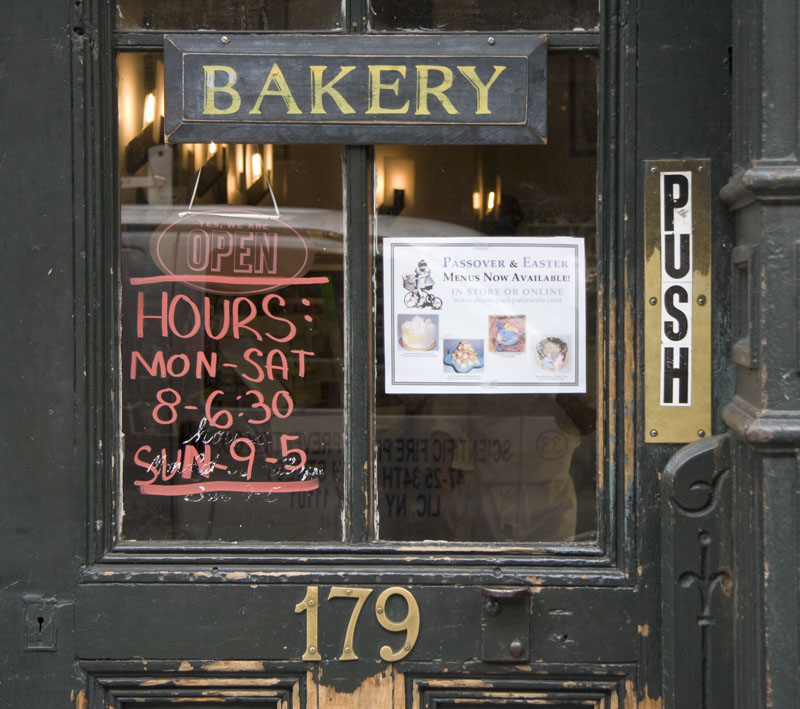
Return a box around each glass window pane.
[374,54,598,543]
[116,0,344,31]
[369,0,598,32]
[117,54,344,542]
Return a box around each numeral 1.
[294,585,322,661]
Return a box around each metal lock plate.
[480,587,530,662]
[24,597,57,651]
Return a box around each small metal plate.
[480,587,530,662]
[644,159,712,443]
[24,598,57,651]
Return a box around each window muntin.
[115,0,344,31]
[368,0,599,32]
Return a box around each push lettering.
[660,172,693,406]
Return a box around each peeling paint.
[625,680,662,708]
[394,545,536,553]
[141,678,283,687]
[199,660,266,672]
[423,678,495,689]
[74,690,87,709]
[638,623,650,637]
[317,666,399,707]
[225,571,248,581]
[169,691,281,701]
[624,280,635,492]
[178,661,194,671]
[596,277,607,495]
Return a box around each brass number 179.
[294,585,421,662]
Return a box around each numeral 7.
[327,587,373,660]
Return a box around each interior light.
[472,191,481,210]
[265,144,273,175]
[208,141,218,157]
[383,157,415,208]
[487,191,496,211]
[142,92,156,127]
[251,152,263,181]
[236,144,244,175]
[376,161,385,206]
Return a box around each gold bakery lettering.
[201,63,508,117]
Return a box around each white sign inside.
[382,236,586,394]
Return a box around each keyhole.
[37,616,44,633]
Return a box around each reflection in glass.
[369,0,599,32]
[116,0,343,30]
[117,55,344,542]
[375,55,598,542]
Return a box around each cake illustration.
[450,340,480,367]
[488,316,526,352]
[535,337,569,371]
[400,316,436,350]
[496,322,521,347]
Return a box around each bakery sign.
[164,34,546,145]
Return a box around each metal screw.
[345,589,352,596]
[698,430,706,438]
[650,429,658,438]
[404,644,410,650]
[649,297,658,306]
[488,36,496,45]
[220,35,230,44]
[483,598,500,617]
[508,639,524,658]
[697,295,707,306]
[345,646,351,653]
[308,600,314,607]
[376,607,383,614]
[309,646,316,653]
[698,165,704,172]
[650,166,658,173]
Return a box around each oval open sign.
[149,210,311,295]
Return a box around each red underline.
[134,480,320,495]
[130,275,330,286]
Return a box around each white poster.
[382,237,586,394]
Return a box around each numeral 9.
[375,587,420,661]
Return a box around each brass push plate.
[644,159,712,443]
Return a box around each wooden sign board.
[164,34,546,145]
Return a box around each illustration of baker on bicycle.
[403,259,443,310]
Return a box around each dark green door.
[1,0,734,707]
